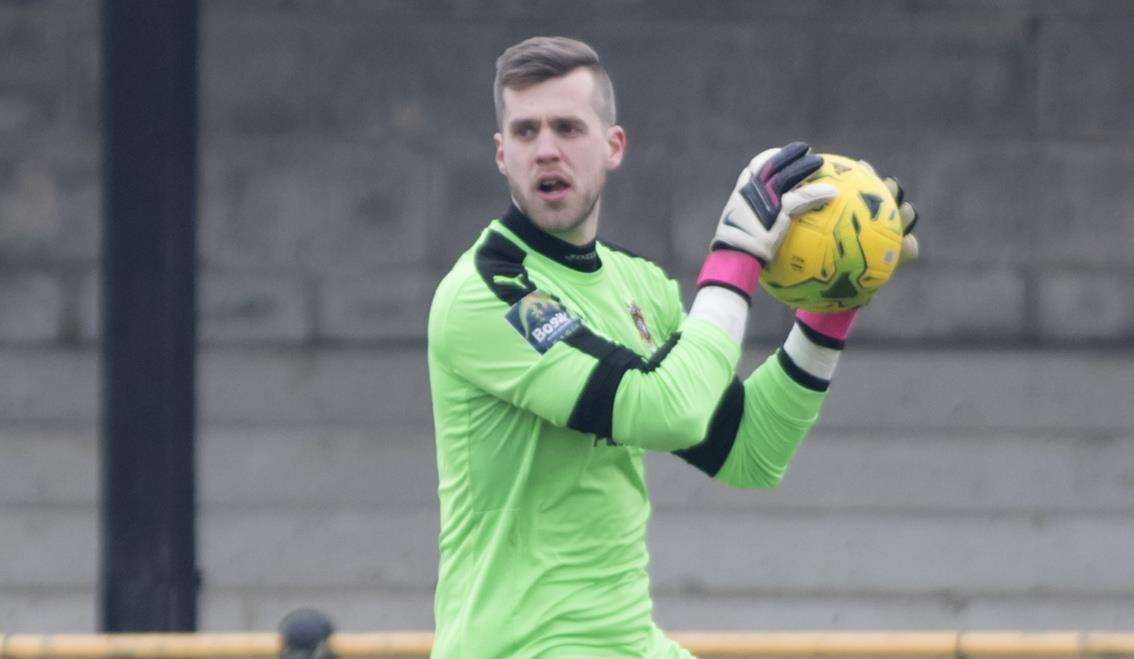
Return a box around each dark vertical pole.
[100,0,199,631]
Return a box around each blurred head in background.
[493,36,626,245]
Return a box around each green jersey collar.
[502,204,602,273]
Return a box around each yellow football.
[760,154,904,312]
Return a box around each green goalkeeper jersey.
[428,205,831,658]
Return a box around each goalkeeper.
[427,36,919,658]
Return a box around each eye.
[511,123,537,140]
[555,120,584,136]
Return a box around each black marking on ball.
[860,192,883,220]
[821,272,859,299]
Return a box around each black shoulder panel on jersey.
[474,230,536,305]
[566,331,682,440]
[672,377,744,477]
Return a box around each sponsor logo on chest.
[505,290,582,353]
[531,309,574,343]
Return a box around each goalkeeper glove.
[886,176,920,263]
[690,142,838,342]
[711,142,838,265]
[857,159,920,263]
[791,163,922,348]
[695,142,838,305]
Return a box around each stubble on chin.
[510,190,574,232]
[533,206,583,233]
[511,186,600,239]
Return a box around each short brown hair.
[494,36,617,128]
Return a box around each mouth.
[535,173,572,203]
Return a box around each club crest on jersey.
[628,302,653,348]
[506,290,582,353]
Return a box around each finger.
[759,141,810,181]
[738,174,778,228]
[900,233,919,263]
[742,147,782,190]
[771,153,823,196]
[899,201,918,235]
[781,182,838,217]
[884,176,905,205]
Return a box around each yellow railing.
[3,631,1134,657]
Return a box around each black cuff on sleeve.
[672,377,745,477]
[776,349,831,392]
[795,319,846,350]
[567,338,642,440]
[567,331,682,441]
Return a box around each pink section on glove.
[795,308,858,341]
[696,250,762,300]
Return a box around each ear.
[494,132,507,176]
[605,125,626,171]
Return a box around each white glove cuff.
[782,322,842,381]
[689,286,748,345]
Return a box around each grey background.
[2,0,1134,634]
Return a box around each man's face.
[495,68,625,241]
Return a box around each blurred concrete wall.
[2,0,1133,634]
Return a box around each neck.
[500,203,603,273]
[549,198,600,246]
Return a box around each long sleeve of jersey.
[710,351,828,488]
[430,217,833,486]
[431,235,741,453]
[665,307,841,488]
[428,260,739,451]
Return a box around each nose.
[534,127,561,163]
